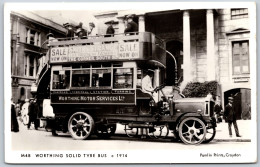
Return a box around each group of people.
[11,98,41,132]
[63,21,96,39]
[62,14,138,40]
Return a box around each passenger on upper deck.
[46,33,58,44]
[63,23,74,39]
[105,20,115,37]
[75,22,87,39]
[124,14,138,35]
[142,70,159,103]
[88,22,97,37]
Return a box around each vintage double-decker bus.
[34,32,216,145]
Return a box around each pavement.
[213,120,251,142]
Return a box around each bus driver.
[141,70,159,103]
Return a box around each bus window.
[92,68,111,88]
[137,69,142,88]
[71,70,90,88]
[52,70,70,90]
[113,68,133,89]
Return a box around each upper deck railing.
[48,32,166,66]
[48,32,165,49]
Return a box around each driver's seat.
[136,88,151,100]
[136,88,153,115]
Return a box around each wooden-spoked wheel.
[124,124,138,137]
[151,124,169,139]
[203,126,216,143]
[96,124,117,139]
[178,117,206,145]
[68,112,94,140]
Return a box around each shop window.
[231,8,248,20]
[92,68,111,87]
[24,54,37,77]
[137,69,142,88]
[113,68,133,89]
[52,70,70,89]
[232,41,249,75]
[72,70,90,87]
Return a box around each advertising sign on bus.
[50,42,139,63]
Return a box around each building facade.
[94,8,253,119]
[10,11,66,102]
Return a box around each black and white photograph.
[4,2,257,164]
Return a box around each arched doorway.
[224,88,251,120]
[166,40,183,86]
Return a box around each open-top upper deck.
[48,32,166,66]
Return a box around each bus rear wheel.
[68,112,94,140]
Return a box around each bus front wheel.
[68,112,94,140]
[178,117,206,145]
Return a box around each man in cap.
[124,14,138,34]
[105,20,115,37]
[224,97,242,137]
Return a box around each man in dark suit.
[124,14,138,34]
[27,98,40,130]
[224,97,242,137]
[105,20,115,37]
[104,20,115,44]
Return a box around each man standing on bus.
[142,70,158,103]
[124,14,138,34]
[105,20,115,37]
[63,23,74,39]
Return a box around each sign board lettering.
[51,90,135,104]
[50,42,139,63]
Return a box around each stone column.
[138,15,145,32]
[183,11,191,83]
[206,9,216,81]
